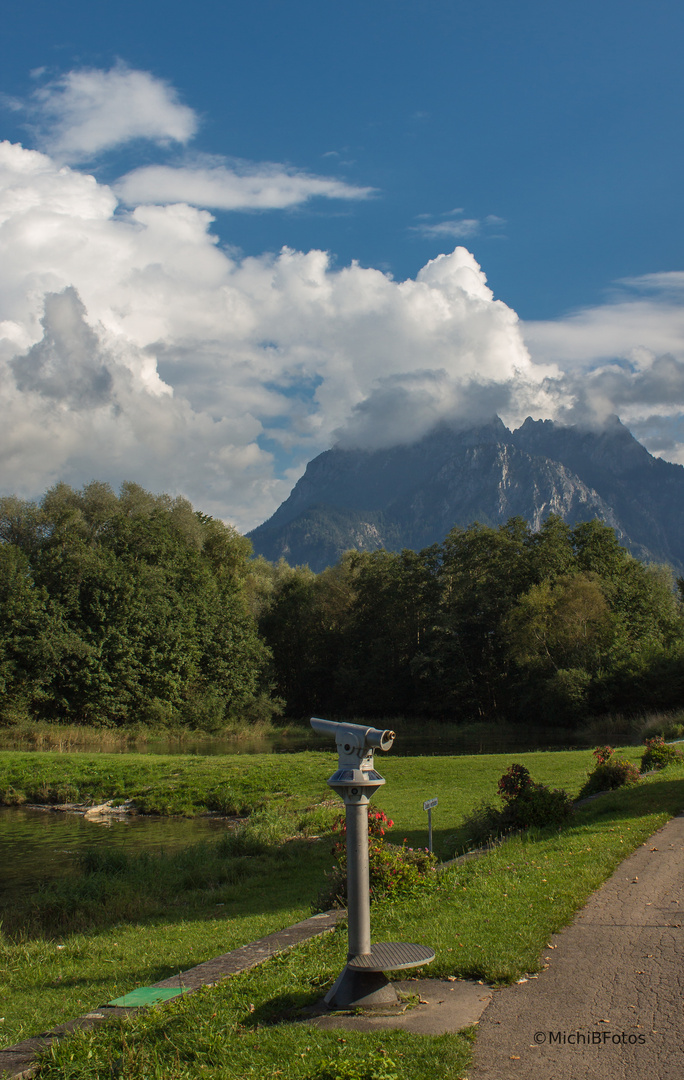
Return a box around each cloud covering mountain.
[2,65,684,531]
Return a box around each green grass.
[0,743,636,823]
[40,971,476,1080]
[2,746,681,1078]
[0,750,336,816]
[28,767,684,1080]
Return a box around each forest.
[1,482,684,731]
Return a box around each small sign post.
[423,797,438,854]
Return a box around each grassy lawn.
[2,746,681,1079]
[0,743,630,825]
[0,750,335,816]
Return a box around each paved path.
[469,813,684,1080]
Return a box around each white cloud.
[115,161,374,210]
[411,217,480,239]
[522,276,684,458]
[523,294,684,368]
[410,209,506,241]
[4,69,684,533]
[16,64,373,213]
[0,141,556,529]
[28,65,198,161]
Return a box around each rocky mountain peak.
[248,417,684,573]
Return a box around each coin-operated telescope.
[311,718,434,1010]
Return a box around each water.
[0,805,233,898]
[1,727,589,758]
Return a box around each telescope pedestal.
[324,967,398,1010]
[324,942,436,1011]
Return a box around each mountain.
[247,416,684,573]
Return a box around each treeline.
[2,483,684,730]
[0,483,269,728]
[253,515,684,726]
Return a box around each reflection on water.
[0,806,232,897]
[1,728,589,758]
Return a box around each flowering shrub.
[316,807,437,910]
[593,745,614,766]
[497,764,532,802]
[578,747,641,798]
[641,735,683,772]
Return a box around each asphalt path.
[469,813,684,1079]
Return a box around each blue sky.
[2,0,684,529]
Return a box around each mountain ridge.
[248,417,684,573]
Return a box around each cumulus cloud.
[115,161,374,210]
[0,140,557,528]
[27,65,198,161]
[4,60,684,530]
[11,287,113,407]
[522,275,684,461]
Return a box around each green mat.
[107,986,188,1007]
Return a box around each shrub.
[497,764,532,801]
[593,745,613,766]
[578,747,641,799]
[456,765,573,849]
[316,807,438,910]
[504,783,574,830]
[641,735,683,772]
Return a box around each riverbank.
[3,710,683,757]
[0,718,282,755]
[0,745,618,819]
[0,748,674,1046]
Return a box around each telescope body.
[310,717,395,803]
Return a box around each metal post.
[423,797,438,855]
[346,801,371,957]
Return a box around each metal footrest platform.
[347,942,435,972]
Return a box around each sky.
[2,0,684,532]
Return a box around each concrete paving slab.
[306,978,493,1034]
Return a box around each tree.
[0,483,270,729]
